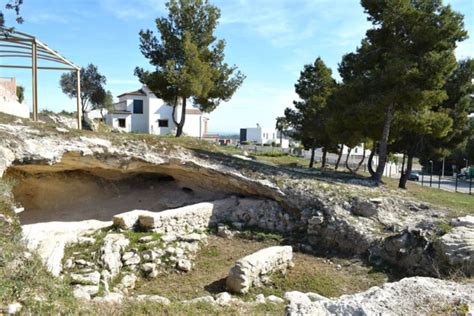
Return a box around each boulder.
[226,246,293,294]
[435,218,474,275]
[100,234,129,277]
[350,197,379,217]
[285,277,474,316]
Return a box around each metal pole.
[441,158,445,178]
[31,39,38,121]
[470,174,472,195]
[455,174,458,192]
[76,69,82,130]
[438,171,441,189]
[430,162,433,188]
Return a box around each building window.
[158,119,169,127]
[133,99,144,114]
[118,118,126,128]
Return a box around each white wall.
[107,113,131,132]
[183,114,206,137]
[244,127,279,144]
[0,99,29,118]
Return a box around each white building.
[0,77,29,118]
[240,125,289,148]
[106,85,209,137]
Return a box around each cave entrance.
[7,169,229,225]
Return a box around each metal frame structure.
[0,27,82,129]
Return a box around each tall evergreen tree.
[284,57,336,168]
[345,0,467,183]
[136,0,245,137]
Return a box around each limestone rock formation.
[285,277,474,316]
[226,246,293,294]
[435,216,474,275]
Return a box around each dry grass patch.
[134,235,390,302]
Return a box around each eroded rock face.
[285,277,474,316]
[226,246,293,294]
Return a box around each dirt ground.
[10,171,227,224]
[134,235,391,301]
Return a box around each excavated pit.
[6,165,252,225]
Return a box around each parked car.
[408,172,419,181]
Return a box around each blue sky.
[1,0,473,134]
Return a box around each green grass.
[383,177,474,217]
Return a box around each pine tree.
[135,0,245,137]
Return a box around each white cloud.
[27,12,69,24]
[99,0,167,20]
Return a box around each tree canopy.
[60,64,108,128]
[135,0,245,137]
[340,0,468,183]
[284,57,337,168]
[0,0,23,27]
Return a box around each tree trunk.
[345,147,353,171]
[398,154,413,189]
[350,143,366,173]
[309,146,316,168]
[280,131,283,147]
[321,148,327,168]
[368,142,377,177]
[373,106,393,183]
[172,97,187,137]
[335,145,343,170]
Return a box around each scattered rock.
[70,271,101,285]
[161,233,178,243]
[226,246,293,294]
[138,236,154,243]
[142,249,158,262]
[183,296,215,304]
[73,285,99,297]
[119,273,137,290]
[217,224,234,239]
[92,292,124,304]
[135,295,170,305]
[215,292,233,306]
[176,259,192,272]
[100,234,129,277]
[266,295,285,304]
[141,263,158,278]
[7,302,22,314]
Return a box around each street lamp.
[429,160,433,187]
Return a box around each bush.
[263,143,271,147]
[256,150,288,157]
[240,141,250,145]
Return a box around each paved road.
[414,176,473,194]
